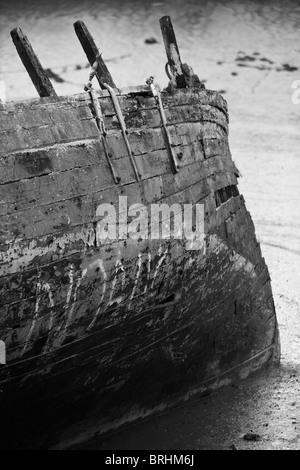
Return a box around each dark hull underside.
[0,84,279,449]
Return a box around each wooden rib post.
[74,20,115,89]
[10,28,57,98]
[159,16,188,88]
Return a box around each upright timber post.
[159,16,188,89]
[74,21,116,89]
[10,28,57,98]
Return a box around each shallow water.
[1,0,300,450]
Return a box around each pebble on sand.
[243,433,261,441]
[145,37,158,44]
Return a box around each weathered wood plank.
[0,230,208,331]
[0,161,238,277]
[0,235,178,307]
[0,101,228,157]
[0,86,228,125]
[0,171,207,258]
[0,220,268,366]
[1,186,207,269]
[0,123,228,185]
[0,177,236,286]
[159,16,188,88]
[0,237,186,331]
[3,261,270,387]
[0,88,227,135]
[0,120,99,157]
[73,20,115,89]
[0,89,228,160]
[0,129,234,218]
[0,162,115,215]
[203,138,230,159]
[10,28,57,98]
[0,140,103,183]
[0,195,93,244]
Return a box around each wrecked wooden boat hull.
[0,18,279,449]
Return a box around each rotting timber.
[0,17,280,449]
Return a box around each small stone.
[282,63,298,72]
[243,433,261,441]
[229,444,238,450]
[145,37,158,45]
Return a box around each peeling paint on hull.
[0,84,279,449]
